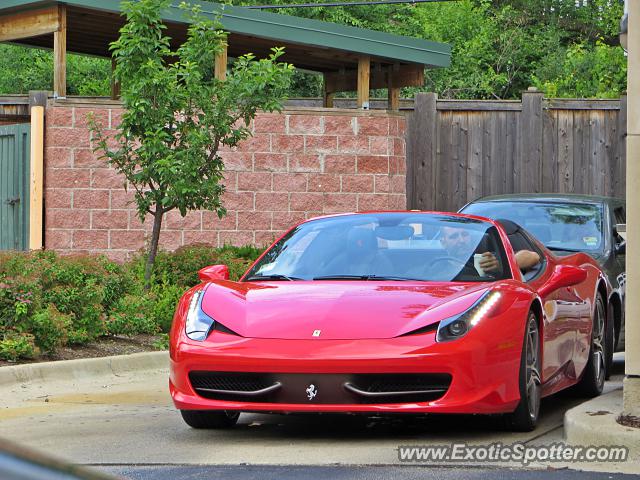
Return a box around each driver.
[440,226,540,274]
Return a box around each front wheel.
[180,410,240,429]
[575,293,606,397]
[504,311,541,432]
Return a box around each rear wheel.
[180,410,240,429]
[575,293,606,396]
[504,311,541,432]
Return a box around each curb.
[564,387,640,460]
[0,351,169,388]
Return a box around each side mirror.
[540,264,587,297]
[198,264,230,282]
[615,241,626,255]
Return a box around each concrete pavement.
[0,351,636,475]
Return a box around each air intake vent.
[189,371,451,404]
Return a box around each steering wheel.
[422,256,469,279]
[426,255,496,280]
[429,256,468,270]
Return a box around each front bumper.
[170,328,523,414]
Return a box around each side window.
[613,206,626,246]
[507,230,545,282]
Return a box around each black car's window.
[462,201,604,253]
[243,213,512,282]
[613,206,626,248]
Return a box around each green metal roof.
[0,0,451,71]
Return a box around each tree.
[90,0,293,287]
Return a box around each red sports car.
[169,212,609,432]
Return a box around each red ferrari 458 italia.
[169,212,610,432]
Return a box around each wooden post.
[111,57,120,100]
[387,64,400,112]
[519,87,544,193]
[323,74,334,108]
[215,43,228,81]
[406,93,438,210]
[357,56,370,110]
[53,4,66,98]
[28,92,46,250]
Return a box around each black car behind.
[460,194,626,376]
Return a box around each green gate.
[0,123,30,251]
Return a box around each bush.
[0,332,38,361]
[0,243,263,360]
[107,294,160,336]
[150,281,184,333]
[26,304,73,354]
[131,243,262,288]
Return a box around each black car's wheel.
[504,311,541,432]
[180,410,240,429]
[575,293,607,396]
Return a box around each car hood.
[200,281,491,340]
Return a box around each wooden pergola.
[0,0,451,110]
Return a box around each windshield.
[461,201,604,253]
[243,213,511,282]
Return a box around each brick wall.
[44,102,406,261]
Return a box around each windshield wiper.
[545,246,584,253]
[245,274,303,281]
[313,275,421,281]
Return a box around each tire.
[575,293,606,397]
[604,301,615,381]
[504,311,541,432]
[180,410,240,429]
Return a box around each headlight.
[436,291,501,342]
[185,288,215,341]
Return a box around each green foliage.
[0,44,111,95]
[0,245,261,360]
[152,333,170,350]
[134,244,261,288]
[149,281,184,333]
[532,41,627,98]
[27,305,73,354]
[0,332,38,362]
[90,0,292,286]
[236,0,626,100]
[107,294,160,336]
[0,1,627,100]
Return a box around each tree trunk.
[144,209,164,290]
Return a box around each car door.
[517,229,583,385]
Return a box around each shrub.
[0,332,38,361]
[0,244,263,359]
[131,243,262,288]
[107,294,160,336]
[150,281,184,333]
[152,333,169,350]
[26,304,73,353]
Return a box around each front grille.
[189,372,274,394]
[188,371,451,404]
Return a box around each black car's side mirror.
[615,241,626,255]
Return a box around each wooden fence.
[406,91,627,212]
